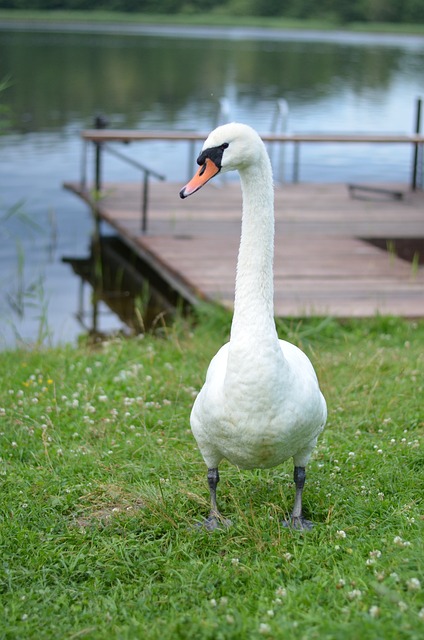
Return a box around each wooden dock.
[64,180,424,318]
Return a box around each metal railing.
[81,118,165,234]
[82,128,424,184]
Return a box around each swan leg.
[283,466,314,530]
[201,468,231,531]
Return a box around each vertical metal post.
[411,97,422,191]
[92,115,108,335]
[95,142,102,193]
[188,140,196,180]
[81,140,88,191]
[94,114,108,193]
[142,171,149,234]
[292,141,300,183]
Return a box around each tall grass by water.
[1,312,423,639]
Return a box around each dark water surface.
[1,24,423,347]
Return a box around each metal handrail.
[83,136,166,234]
[101,143,165,234]
[102,143,165,182]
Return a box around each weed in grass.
[0,316,423,638]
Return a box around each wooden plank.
[81,129,424,145]
[63,181,424,318]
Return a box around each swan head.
[179,123,265,199]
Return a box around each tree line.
[1,0,424,24]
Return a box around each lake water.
[1,22,423,347]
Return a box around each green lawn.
[1,312,423,639]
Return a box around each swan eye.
[221,143,229,150]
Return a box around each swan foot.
[197,467,232,532]
[282,515,314,530]
[282,466,314,530]
[199,513,232,532]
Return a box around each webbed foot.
[197,514,232,532]
[282,515,314,530]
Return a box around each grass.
[0,311,423,639]
[0,9,424,36]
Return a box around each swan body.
[180,123,327,529]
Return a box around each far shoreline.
[0,9,424,42]
[1,15,424,48]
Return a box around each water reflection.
[1,29,423,133]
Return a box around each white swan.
[180,123,327,530]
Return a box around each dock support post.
[94,114,108,193]
[293,141,300,183]
[142,172,149,234]
[92,115,108,334]
[411,97,422,191]
[188,140,196,181]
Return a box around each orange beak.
[179,158,220,199]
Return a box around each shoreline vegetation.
[0,9,424,36]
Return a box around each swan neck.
[230,158,276,341]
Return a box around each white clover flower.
[394,536,412,548]
[259,623,271,635]
[336,530,347,539]
[347,589,362,600]
[369,550,382,558]
[275,587,287,597]
[398,601,408,612]
[406,578,421,591]
[210,598,217,607]
[369,606,380,618]
[336,578,346,589]
[418,608,424,620]
[231,558,240,566]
